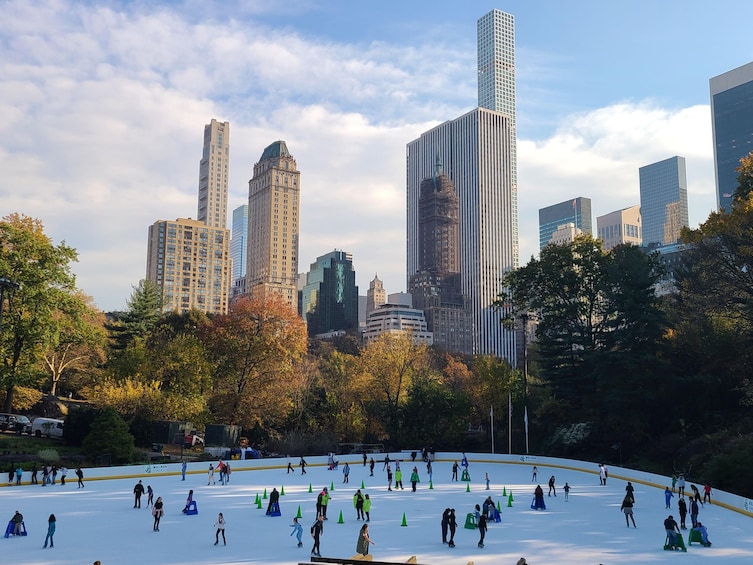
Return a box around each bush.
[81,407,135,464]
[37,449,60,462]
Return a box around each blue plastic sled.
[184,501,198,515]
[267,501,281,517]
[530,496,546,510]
[492,508,502,523]
[4,520,27,538]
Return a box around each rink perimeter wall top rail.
[5,452,753,519]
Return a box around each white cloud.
[0,1,719,310]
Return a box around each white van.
[32,417,64,439]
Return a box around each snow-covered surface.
[2,453,753,564]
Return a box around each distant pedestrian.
[214,512,226,545]
[548,475,556,496]
[43,514,56,548]
[208,463,215,485]
[410,467,420,492]
[703,483,712,504]
[133,480,145,508]
[620,494,636,527]
[311,515,324,557]
[485,472,490,490]
[369,457,375,476]
[678,497,688,530]
[290,517,303,547]
[625,481,635,503]
[146,485,154,507]
[452,461,459,481]
[664,487,674,509]
[441,508,450,544]
[395,466,403,490]
[563,482,571,501]
[531,465,538,482]
[287,459,294,474]
[448,508,457,548]
[343,462,350,483]
[300,457,307,474]
[182,489,194,513]
[181,460,187,481]
[477,513,487,548]
[690,498,700,528]
[75,467,84,488]
[356,523,375,556]
[267,487,280,515]
[677,474,686,497]
[152,497,164,531]
[363,494,372,521]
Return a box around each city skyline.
[3,1,752,311]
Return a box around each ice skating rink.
[2,454,752,564]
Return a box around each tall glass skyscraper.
[710,61,753,211]
[538,197,592,250]
[230,204,248,296]
[639,156,689,247]
[301,250,359,337]
[407,9,518,360]
[407,10,519,356]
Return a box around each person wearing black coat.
[441,508,450,544]
[678,497,688,529]
[133,480,145,508]
[448,509,457,548]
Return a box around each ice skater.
[290,517,303,547]
[43,514,55,548]
[152,497,164,531]
[214,512,226,545]
[356,523,375,556]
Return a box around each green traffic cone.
[401,512,408,527]
[280,485,285,496]
[308,483,313,493]
[497,500,502,511]
[509,490,514,502]
[466,482,471,492]
[502,486,507,496]
[337,510,344,524]
[257,497,263,509]
[429,480,433,490]
[296,505,302,518]
[263,487,268,499]
[330,481,335,491]
[507,493,513,507]
[254,493,260,504]
[361,480,365,489]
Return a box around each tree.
[107,279,163,353]
[42,291,107,395]
[732,151,753,203]
[0,214,79,411]
[81,407,135,464]
[356,332,430,443]
[206,295,307,429]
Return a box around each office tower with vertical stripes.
[197,119,230,229]
[407,8,518,360]
[710,61,753,212]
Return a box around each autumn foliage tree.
[0,214,80,411]
[206,295,307,429]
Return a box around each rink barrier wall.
[4,451,753,519]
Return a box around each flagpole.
[508,393,512,454]
[490,406,494,454]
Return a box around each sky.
[2,455,753,564]
[2,0,753,311]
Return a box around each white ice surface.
[1,456,752,564]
